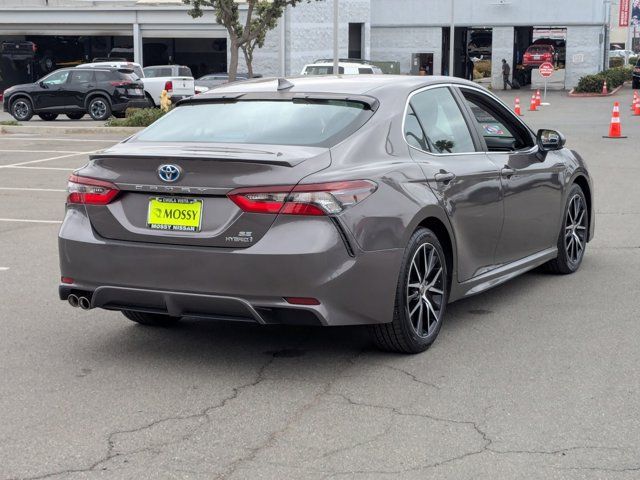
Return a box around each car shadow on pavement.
[82,266,578,369]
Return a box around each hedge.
[106,107,168,127]
[573,67,633,94]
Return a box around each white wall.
[370,26,441,74]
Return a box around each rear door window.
[69,70,94,84]
[408,87,476,154]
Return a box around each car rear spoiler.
[175,92,380,111]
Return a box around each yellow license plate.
[147,197,202,232]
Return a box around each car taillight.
[110,80,132,87]
[164,80,173,92]
[228,180,377,216]
[67,175,119,205]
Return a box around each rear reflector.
[228,180,377,216]
[284,297,321,306]
[67,174,119,205]
[61,276,74,284]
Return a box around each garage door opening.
[143,38,226,78]
[442,27,492,83]
[514,27,567,90]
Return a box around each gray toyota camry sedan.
[58,75,594,353]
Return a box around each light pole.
[333,0,339,74]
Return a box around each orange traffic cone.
[529,94,537,112]
[514,97,522,116]
[603,102,626,138]
[602,80,608,95]
[634,97,640,116]
[632,91,638,110]
[535,90,542,107]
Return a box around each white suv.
[301,61,383,76]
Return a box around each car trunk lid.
[73,142,331,248]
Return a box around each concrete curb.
[0,125,143,136]
[568,84,624,97]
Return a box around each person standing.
[501,59,513,90]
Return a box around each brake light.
[227,180,377,216]
[110,80,132,87]
[164,80,173,92]
[67,175,119,205]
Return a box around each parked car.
[633,57,640,89]
[142,65,195,106]
[58,76,593,354]
[79,60,144,81]
[532,38,566,65]
[523,44,556,68]
[195,73,262,89]
[301,61,383,75]
[2,67,147,121]
[79,62,195,106]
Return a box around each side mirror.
[39,81,48,89]
[537,129,565,152]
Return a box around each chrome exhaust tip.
[68,294,79,308]
[78,296,91,310]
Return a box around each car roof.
[304,62,378,69]
[81,61,141,67]
[197,75,480,98]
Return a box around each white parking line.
[0,150,98,168]
[0,137,118,143]
[0,187,66,192]
[0,150,83,154]
[0,218,61,224]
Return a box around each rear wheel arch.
[415,216,455,291]
[84,92,111,110]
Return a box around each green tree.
[183,0,315,81]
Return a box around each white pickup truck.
[77,62,195,107]
[142,65,196,106]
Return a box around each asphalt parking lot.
[1,88,640,480]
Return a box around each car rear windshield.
[134,99,373,147]
[179,66,193,77]
[528,46,551,53]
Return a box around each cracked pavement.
[1,90,640,479]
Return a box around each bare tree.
[183,0,316,81]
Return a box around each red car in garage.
[523,45,556,68]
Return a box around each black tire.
[122,310,180,328]
[87,96,111,121]
[10,97,33,121]
[371,228,449,354]
[66,113,85,120]
[544,184,588,274]
[145,92,156,108]
[38,113,58,121]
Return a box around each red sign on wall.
[620,0,630,27]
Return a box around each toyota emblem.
[157,164,182,183]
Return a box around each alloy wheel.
[13,100,30,120]
[406,243,445,338]
[565,194,587,264]
[90,100,107,119]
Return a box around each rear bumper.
[58,208,403,326]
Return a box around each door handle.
[434,172,456,183]
[501,166,516,178]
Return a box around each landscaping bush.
[609,57,624,68]
[0,120,20,126]
[574,66,633,93]
[106,107,168,127]
[630,56,639,66]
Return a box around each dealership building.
[1,0,612,91]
